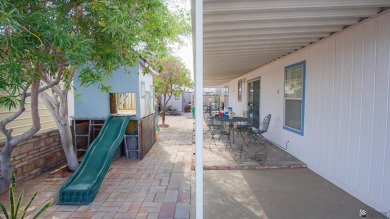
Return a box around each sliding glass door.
[248,78,260,128]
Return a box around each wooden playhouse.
[69,59,157,159]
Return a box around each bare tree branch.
[27,60,66,97]
[0,89,28,142]
[62,67,77,93]
[40,91,57,108]
[51,83,65,99]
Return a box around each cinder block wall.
[0,123,89,182]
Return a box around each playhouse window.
[110,93,137,115]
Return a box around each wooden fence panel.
[139,114,156,159]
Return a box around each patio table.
[214,116,247,144]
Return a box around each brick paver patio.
[0,115,193,219]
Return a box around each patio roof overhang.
[191,2,390,218]
[194,0,390,86]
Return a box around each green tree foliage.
[0,0,190,192]
[153,55,192,126]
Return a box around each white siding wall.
[163,95,184,112]
[224,11,390,212]
[0,97,57,141]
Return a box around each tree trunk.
[55,100,79,171]
[57,121,79,171]
[41,88,79,171]
[0,146,13,193]
[162,112,166,126]
[0,79,41,193]
[162,94,167,126]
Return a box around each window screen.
[284,61,305,135]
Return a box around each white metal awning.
[200,0,390,86]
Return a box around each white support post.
[194,0,204,218]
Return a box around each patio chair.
[207,117,231,150]
[247,114,271,148]
[234,117,253,142]
[203,105,209,113]
[207,117,223,148]
[204,115,221,133]
[204,114,211,133]
[218,124,231,150]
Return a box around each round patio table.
[214,116,247,144]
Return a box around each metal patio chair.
[204,114,211,133]
[233,114,271,164]
[247,114,271,147]
[205,114,221,132]
[234,116,253,142]
[218,123,231,150]
[207,117,232,150]
[207,116,223,148]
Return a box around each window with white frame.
[283,61,306,136]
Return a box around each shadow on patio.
[199,169,372,219]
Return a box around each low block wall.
[0,123,88,182]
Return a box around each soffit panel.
[202,0,390,86]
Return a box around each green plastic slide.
[58,115,130,205]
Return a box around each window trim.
[283,60,306,136]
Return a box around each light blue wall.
[106,65,139,93]
[73,65,139,119]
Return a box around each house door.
[248,78,261,128]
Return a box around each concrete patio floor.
[193,169,373,219]
[0,113,383,218]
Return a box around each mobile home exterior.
[222,11,390,213]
